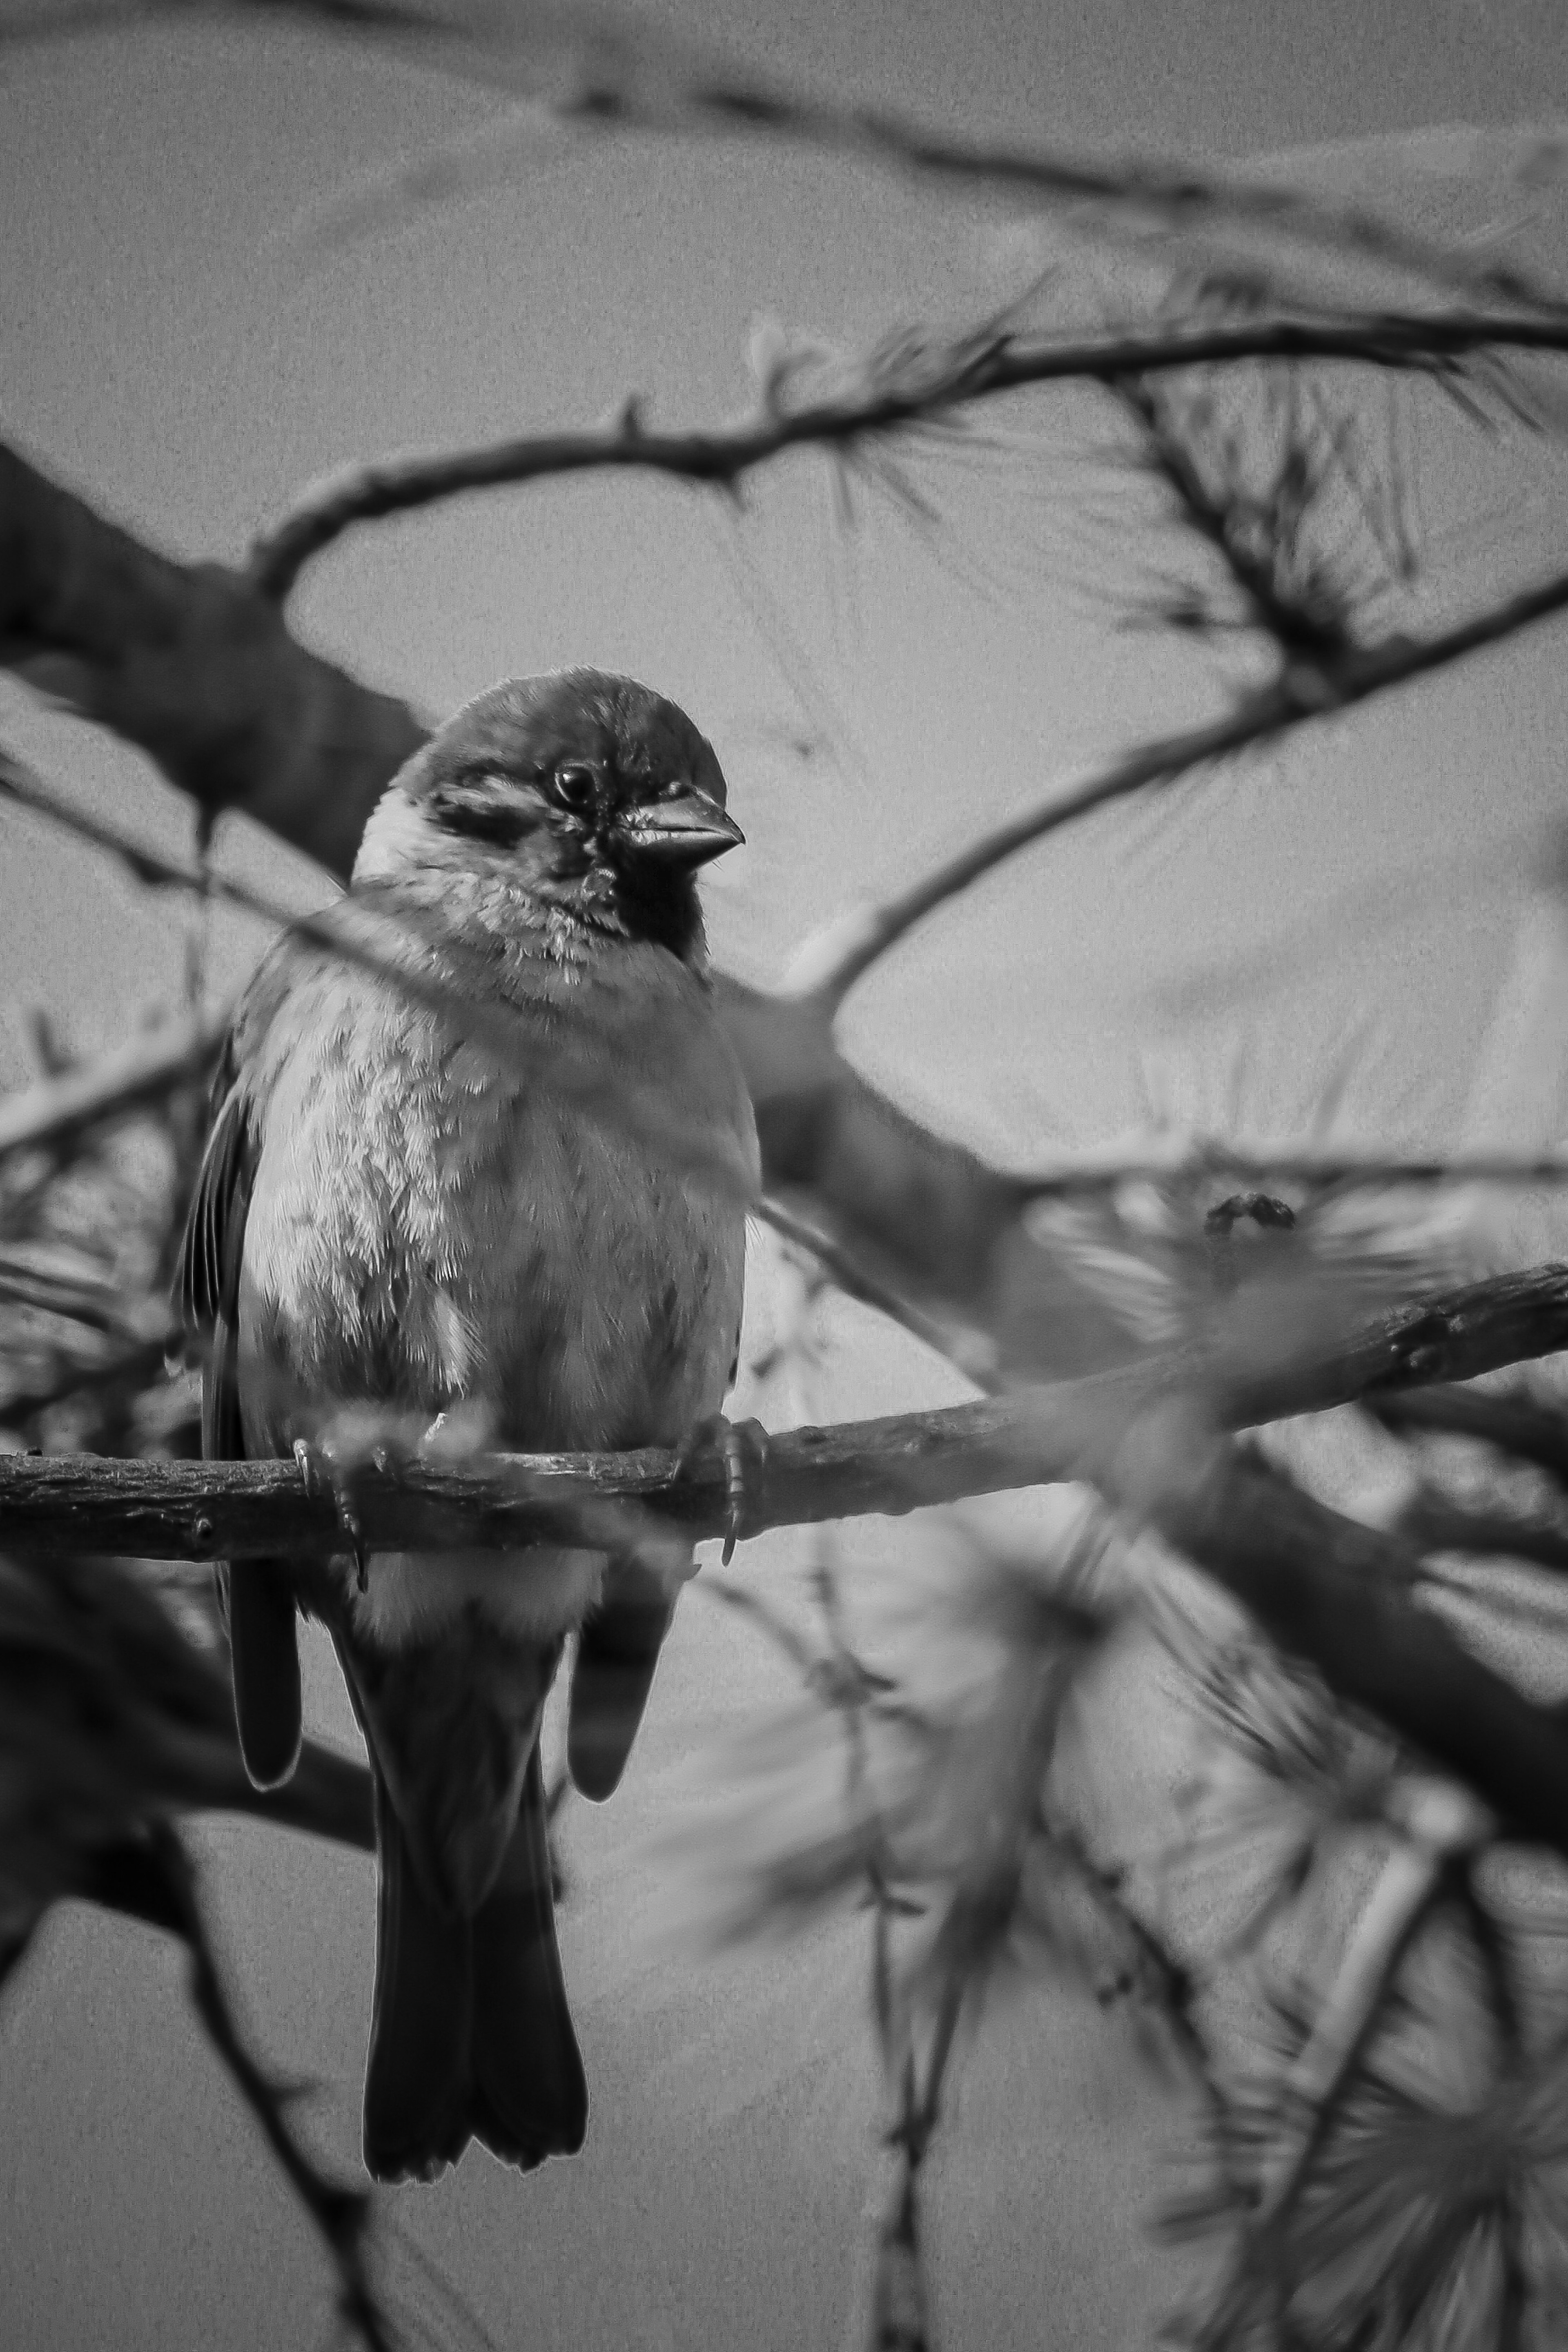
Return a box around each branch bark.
[7,1263,1568,1559]
[785,564,1568,1011]
[18,1261,1568,1571]
[0,999,231,1159]
[10,1277,1568,1859]
[0,440,426,875]
[247,312,1568,601]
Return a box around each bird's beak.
[617,788,745,868]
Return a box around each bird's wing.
[175,1031,303,1789]
[568,1261,748,1804]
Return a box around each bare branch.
[0,1001,231,1161]
[145,1823,397,2352]
[255,5,1568,318]
[755,1196,999,1390]
[3,1268,1565,1561]
[247,312,1568,601]
[551,92,1568,321]
[1247,1262,1568,1421]
[1018,1141,1568,1200]
[786,559,1568,1011]
[0,441,425,876]
[1369,1383,1568,1488]
[12,1266,1568,1862]
[0,1397,1075,1562]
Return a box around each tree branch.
[0,1397,1070,1561]
[1243,1262,1568,1421]
[12,1280,1568,1861]
[0,999,231,1160]
[1020,1143,1568,1198]
[785,559,1568,1010]
[9,1270,1568,1561]
[1369,1383,1568,1487]
[0,439,426,875]
[247,312,1568,601]
[272,7,1568,321]
[9,1261,1560,1560]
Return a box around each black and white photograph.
[3,3,1568,2346]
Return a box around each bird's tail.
[362,1746,587,2184]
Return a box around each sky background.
[2,3,1568,2348]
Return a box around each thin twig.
[147,1822,397,2352]
[757,1197,998,1389]
[1017,1140,1568,1199]
[267,11,1568,322]
[1368,1383,1568,1489]
[784,557,1568,1011]
[1110,373,1358,659]
[0,1002,232,1160]
[5,1260,1568,1557]
[247,312,1568,599]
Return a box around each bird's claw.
[294,1435,371,1593]
[676,1413,769,1566]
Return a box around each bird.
[176,668,760,2184]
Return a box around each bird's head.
[354,669,743,965]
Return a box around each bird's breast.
[237,953,753,1463]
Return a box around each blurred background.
[3,2,1568,2345]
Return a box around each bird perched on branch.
[176,669,760,2183]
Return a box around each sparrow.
[176,668,759,2183]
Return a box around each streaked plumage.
[177,670,757,2181]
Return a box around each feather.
[177,1060,303,1790]
[568,1555,678,1803]
[358,1737,586,2182]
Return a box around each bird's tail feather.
[567,1555,677,1803]
[468,1745,588,2167]
[363,1763,472,2183]
[362,1748,587,2185]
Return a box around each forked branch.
[249,312,1568,600]
[785,557,1568,1009]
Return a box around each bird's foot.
[675,1412,770,1566]
[294,1404,497,1594]
[293,1433,374,1593]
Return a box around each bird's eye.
[554,764,597,812]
